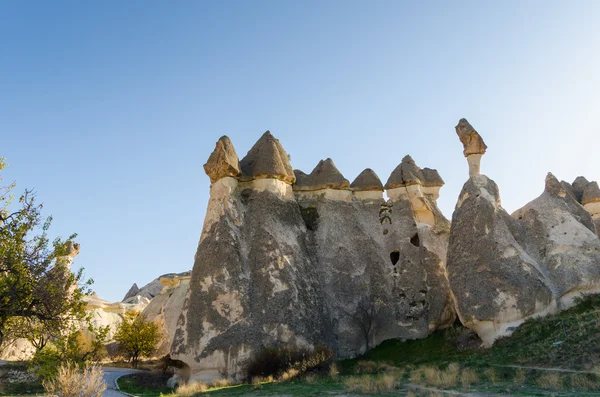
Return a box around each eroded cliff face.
[170,133,455,381]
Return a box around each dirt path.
[405,383,508,396]
[491,364,596,375]
[101,367,141,397]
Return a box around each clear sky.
[1,1,599,302]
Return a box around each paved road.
[101,367,140,397]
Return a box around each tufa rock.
[170,133,455,381]
[455,118,487,156]
[455,119,487,177]
[293,158,350,191]
[572,176,590,202]
[203,136,241,184]
[422,168,445,187]
[122,283,140,302]
[385,155,424,189]
[582,181,600,205]
[350,168,384,191]
[239,131,295,184]
[447,174,553,346]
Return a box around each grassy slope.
[347,293,600,371]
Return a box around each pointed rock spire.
[203,136,241,183]
[572,176,590,202]
[239,131,295,184]
[545,173,567,196]
[293,158,350,191]
[560,180,578,201]
[350,168,384,191]
[583,181,600,205]
[122,283,140,302]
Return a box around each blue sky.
[1,1,599,302]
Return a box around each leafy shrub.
[43,363,105,397]
[243,345,334,381]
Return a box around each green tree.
[114,310,161,368]
[0,158,91,353]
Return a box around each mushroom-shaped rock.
[422,168,444,187]
[385,155,425,189]
[294,158,350,191]
[239,131,295,184]
[572,176,590,203]
[583,181,600,205]
[203,136,241,183]
[455,118,487,156]
[399,155,425,185]
[350,168,384,191]
[455,118,487,177]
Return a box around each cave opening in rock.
[410,233,420,247]
[390,250,400,266]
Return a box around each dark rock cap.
[572,176,590,202]
[422,168,445,187]
[350,168,384,191]
[582,181,600,205]
[455,118,487,157]
[385,155,436,189]
[203,136,241,183]
[239,131,295,184]
[293,158,350,191]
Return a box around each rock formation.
[447,120,600,345]
[122,283,140,301]
[582,181,600,235]
[170,132,455,382]
[455,118,487,177]
[141,272,191,355]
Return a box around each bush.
[43,363,106,397]
[243,345,334,381]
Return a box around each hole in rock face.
[390,251,400,266]
[410,233,420,247]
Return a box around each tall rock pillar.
[455,119,487,177]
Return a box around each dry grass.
[459,368,479,389]
[304,374,318,384]
[513,368,526,384]
[208,378,230,388]
[328,363,340,378]
[536,373,563,390]
[484,368,498,385]
[343,374,397,394]
[570,374,600,390]
[175,382,208,397]
[278,368,299,381]
[43,363,106,397]
[410,364,459,388]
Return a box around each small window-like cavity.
[390,251,400,266]
[410,233,420,247]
